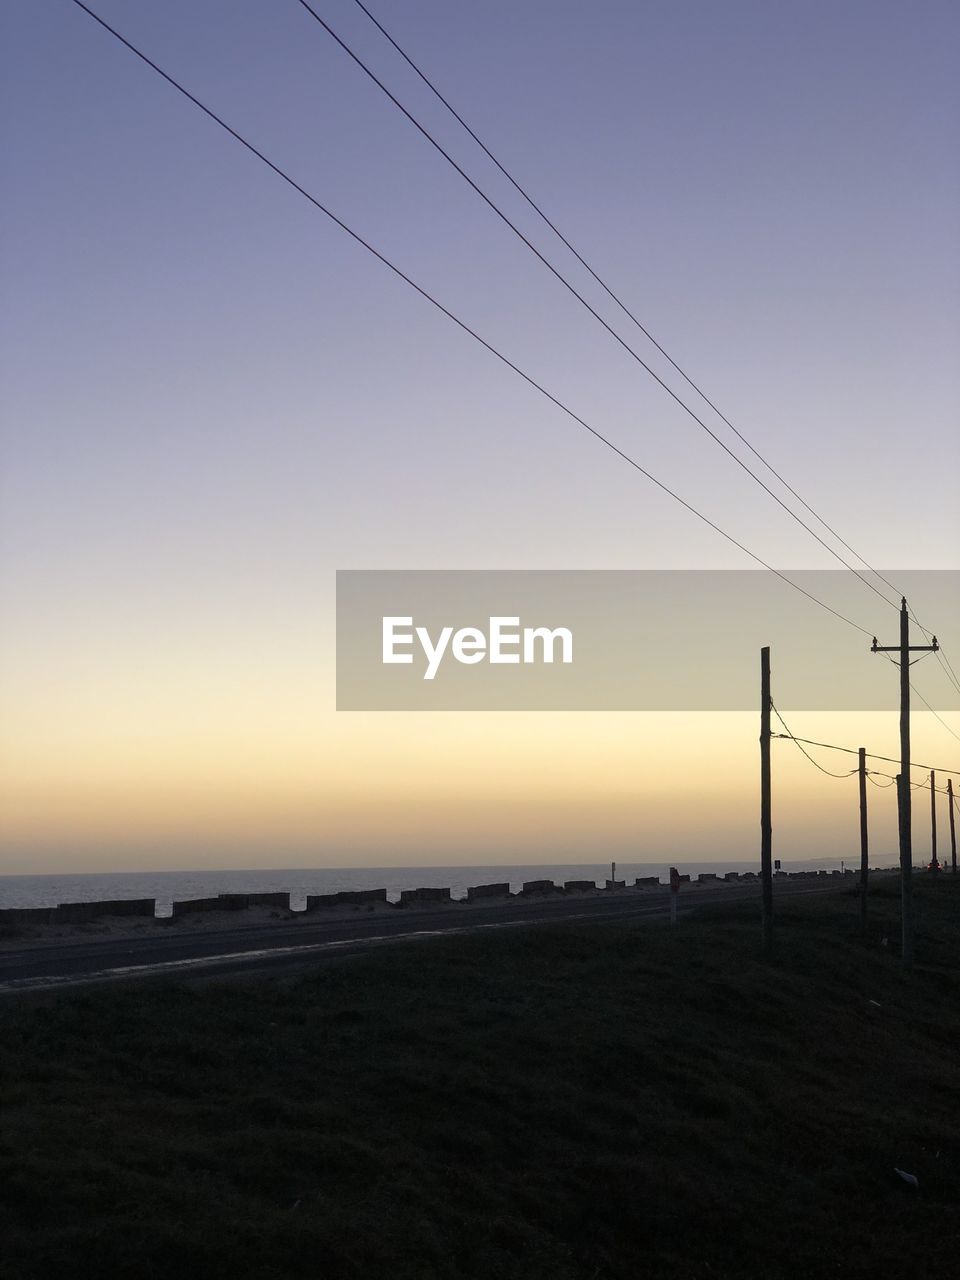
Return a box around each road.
[0,880,843,995]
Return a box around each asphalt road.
[0,880,844,995]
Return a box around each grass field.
[1,877,958,1279]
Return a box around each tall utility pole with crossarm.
[871,599,938,969]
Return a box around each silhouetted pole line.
[948,779,957,875]
[68,0,960,964]
[872,599,940,970]
[774,727,954,936]
[859,748,869,934]
[770,614,953,966]
[760,648,773,954]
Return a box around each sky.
[1,0,958,874]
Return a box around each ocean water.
[0,857,851,917]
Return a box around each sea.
[0,857,853,917]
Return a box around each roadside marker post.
[669,866,680,926]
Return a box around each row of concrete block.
[0,898,156,926]
[0,893,292,926]
[171,892,292,917]
[0,868,870,928]
[309,879,664,908]
[0,879,651,927]
[304,888,388,911]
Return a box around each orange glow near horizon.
[2,694,953,873]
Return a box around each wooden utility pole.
[931,771,938,872]
[760,647,773,953]
[871,598,939,969]
[858,747,868,932]
[948,778,957,875]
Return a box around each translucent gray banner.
[336,570,959,711]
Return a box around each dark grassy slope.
[1,879,958,1280]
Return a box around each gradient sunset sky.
[2,0,958,873]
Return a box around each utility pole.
[948,778,957,875]
[760,647,773,953]
[858,747,868,933]
[931,772,938,872]
[871,598,938,969]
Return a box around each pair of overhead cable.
[910,685,960,746]
[876,654,960,744]
[70,0,960,721]
[909,608,960,699]
[314,2,960,703]
[771,706,859,778]
[769,731,960,780]
[67,0,882,644]
[294,0,902,618]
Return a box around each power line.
[346,0,907,610]
[345,1,960,701]
[774,731,955,794]
[908,606,960,698]
[295,0,904,616]
[67,0,879,643]
[771,705,858,778]
[770,733,960,779]
[877,653,960,740]
[914,777,954,796]
[910,683,960,746]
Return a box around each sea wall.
[215,893,291,911]
[304,889,388,911]
[1,865,870,934]
[521,880,558,895]
[466,883,511,901]
[55,899,155,923]
[0,900,155,926]
[399,887,452,906]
